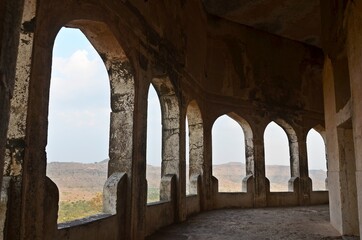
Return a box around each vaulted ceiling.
[203,0,321,47]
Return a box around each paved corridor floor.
[146,205,345,240]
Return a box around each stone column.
[129,68,148,240]
[187,101,204,196]
[296,130,312,205]
[107,59,159,239]
[323,56,359,235]
[153,77,185,222]
[346,2,362,235]
[108,60,135,177]
[0,0,25,193]
[202,121,213,210]
[320,1,360,234]
[253,127,267,207]
[2,0,38,239]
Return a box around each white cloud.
[50,49,109,104]
[47,42,110,163]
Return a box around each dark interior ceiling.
[203,0,321,48]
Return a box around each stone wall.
[321,0,362,236]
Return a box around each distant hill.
[47,160,327,202]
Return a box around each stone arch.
[307,125,328,191]
[274,119,300,178]
[23,18,135,231]
[151,76,180,200]
[54,19,135,193]
[212,112,253,192]
[146,84,162,202]
[46,27,111,223]
[13,2,143,237]
[264,119,299,192]
[228,113,254,177]
[186,100,203,195]
[62,22,136,218]
[66,23,136,180]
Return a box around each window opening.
[146,84,162,203]
[46,27,110,223]
[264,121,290,192]
[307,128,328,191]
[212,115,245,192]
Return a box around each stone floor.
[146,205,346,240]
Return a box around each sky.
[47,27,327,171]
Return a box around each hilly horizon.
[47,159,327,202]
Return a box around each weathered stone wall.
[346,2,362,236]
[321,0,362,236]
[0,0,25,199]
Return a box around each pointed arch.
[44,20,135,224]
[64,20,136,178]
[274,119,300,178]
[212,113,253,192]
[151,76,180,200]
[47,27,111,223]
[228,113,254,177]
[146,84,162,202]
[264,119,299,192]
[307,126,327,191]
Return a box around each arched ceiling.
[203,0,321,47]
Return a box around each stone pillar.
[0,0,25,193]
[2,0,38,239]
[108,60,135,177]
[153,76,185,222]
[323,56,359,235]
[129,68,148,240]
[296,130,312,205]
[187,101,204,196]
[253,127,267,207]
[202,121,213,210]
[346,2,362,235]
[178,108,186,221]
[107,59,147,240]
[321,0,360,235]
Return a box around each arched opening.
[46,27,110,223]
[146,84,162,203]
[307,128,327,191]
[151,77,180,202]
[212,114,246,192]
[264,121,291,192]
[186,100,203,195]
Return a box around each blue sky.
[47,27,327,171]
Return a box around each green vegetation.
[58,193,103,223]
[58,189,162,223]
[147,187,160,203]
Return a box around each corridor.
[147,205,343,240]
